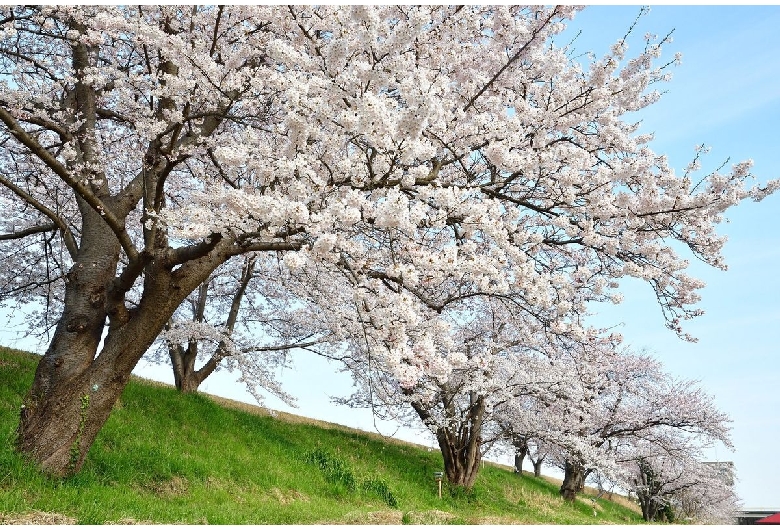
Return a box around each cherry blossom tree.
[672,462,740,524]
[0,5,775,477]
[498,350,734,502]
[623,438,739,523]
[309,270,625,488]
[152,253,328,399]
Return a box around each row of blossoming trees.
[0,5,771,523]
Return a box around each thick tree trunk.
[411,393,486,490]
[435,427,483,489]
[17,335,136,475]
[16,292,159,475]
[17,269,208,475]
[512,435,528,475]
[9,16,243,477]
[636,460,663,521]
[637,492,663,522]
[16,235,222,475]
[560,460,586,501]
[528,452,544,477]
[514,452,524,475]
[175,364,204,394]
[15,190,129,475]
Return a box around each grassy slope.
[0,346,644,524]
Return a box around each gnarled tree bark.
[560,459,586,501]
[412,392,486,489]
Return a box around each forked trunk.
[639,496,659,522]
[168,257,253,394]
[16,237,219,475]
[528,452,544,477]
[436,427,483,489]
[410,393,486,490]
[435,396,486,490]
[636,459,664,521]
[176,368,203,394]
[560,459,586,501]
[512,435,528,474]
[169,341,217,394]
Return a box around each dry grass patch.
[593,489,642,513]
[145,475,189,498]
[472,515,531,525]
[404,509,457,524]
[534,476,642,515]
[334,510,403,525]
[504,483,569,520]
[0,510,77,524]
[104,517,159,525]
[266,487,310,505]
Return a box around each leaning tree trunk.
[17,260,216,475]
[16,203,224,476]
[560,460,586,501]
[9,17,253,477]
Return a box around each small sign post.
[434,471,444,499]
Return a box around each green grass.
[0,346,645,524]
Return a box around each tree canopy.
[0,6,773,493]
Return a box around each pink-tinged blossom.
[0,5,775,477]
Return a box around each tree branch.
[0,172,78,257]
[0,222,55,240]
[463,7,560,112]
[0,106,139,262]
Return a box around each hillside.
[0,346,644,524]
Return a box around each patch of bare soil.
[0,511,77,524]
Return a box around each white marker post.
[434,471,444,499]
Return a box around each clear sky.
[565,5,780,509]
[2,5,779,510]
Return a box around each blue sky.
[564,5,780,509]
[2,5,779,510]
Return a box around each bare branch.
[0,106,139,262]
[0,172,78,257]
[0,222,55,240]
